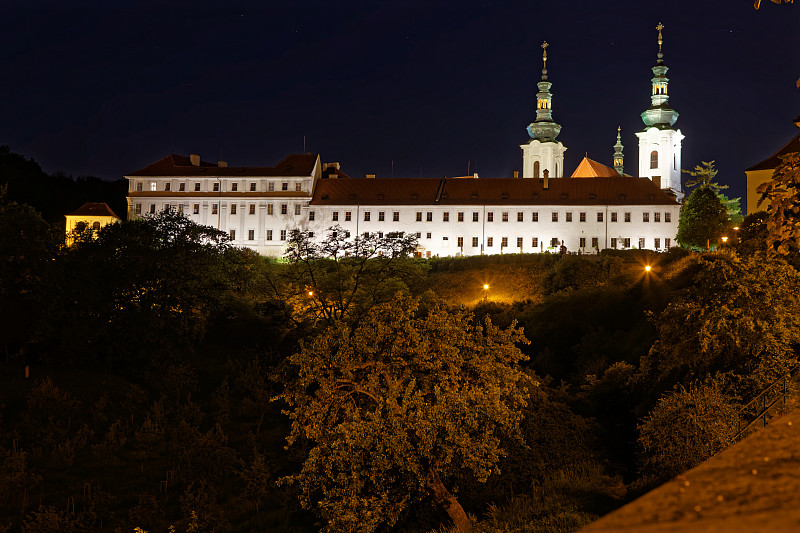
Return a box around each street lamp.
[482,284,489,302]
[644,265,652,273]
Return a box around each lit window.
[378,211,385,221]
[231,204,237,215]
[230,229,236,240]
[393,212,399,221]
[135,203,142,214]
[249,229,255,241]
[280,229,287,240]
[250,204,256,215]
[294,204,301,215]
[332,211,339,221]
[150,182,157,191]
[443,212,449,222]
[281,204,287,215]
[193,204,199,214]
[231,183,238,192]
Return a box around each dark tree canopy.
[757,152,800,257]
[677,187,729,249]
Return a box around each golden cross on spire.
[656,22,664,52]
[542,41,549,63]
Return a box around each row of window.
[406,235,671,250]
[320,210,673,223]
[135,180,305,193]
[134,202,304,216]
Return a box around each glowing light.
[645,265,652,272]
[721,236,728,243]
[483,284,490,290]
[308,291,314,296]
[733,227,740,231]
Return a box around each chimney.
[513,170,519,179]
[366,174,376,179]
[473,172,479,179]
[218,160,228,168]
[323,162,341,171]
[189,154,200,166]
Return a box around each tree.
[757,152,800,257]
[754,0,794,9]
[276,227,425,326]
[676,187,729,249]
[682,160,726,193]
[277,295,530,532]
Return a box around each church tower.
[635,23,684,199]
[521,42,567,179]
[613,126,624,175]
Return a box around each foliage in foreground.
[758,152,800,257]
[278,295,531,532]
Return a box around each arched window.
[534,161,540,179]
[650,151,659,169]
[543,169,549,179]
[92,221,101,230]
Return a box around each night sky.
[3,1,799,206]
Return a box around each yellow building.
[745,126,800,215]
[65,202,121,245]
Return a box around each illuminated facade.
[65,202,121,245]
[635,23,684,199]
[744,121,800,214]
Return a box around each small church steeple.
[641,22,679,128]
[527,41,562,143]
[613,126,624,175]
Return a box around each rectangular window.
[611,212,618,222]
[416,212,422,222]
[501,237,508,247]
[426,232,432,239]
[231,204,237,214]
[580,237,586,248]
[458,212,464,222]
[639,238,646,249]
[249,229,255,241]
[443,212,449,222]
[294,204,301,215]
[487,237,493,247]
[268,182,274,192]
[665,238,671,248]
[267,204,274,215]
[457,237,464,247]
[179,182,185,192]
[426,212,433,222]
[193,204,199,214]
[665,212,672,223]
[517,212,524,222]
[213,183,219,192]
[579,212,586,222]
[333,211,339,221]
[309,211,315,221]
[532,237,538,248]
[266,230,273,241]
[231,183,238,191]
[566,212,573,222]
[250,182,257,191]
[135,203,142,214]
[212,204,218,214]
[624,238,631,248]
[472,237,479,247]
[345,212,352,221]
[551,237,559,247]
[516,237,523,248]
[655,238,661,249]
[364,211,371,221]
[281,204,287,215]
[624,212,631,223]
[229,229,236,240]
[502,212,509,222]
[148,204,156,214]
[643,212,650,222]
[597,212,603,222]
[393,212,399,222]
[442,236,447,241]
[473,212,479,222]
[378,211,385,221]
[552,212,559,222]
[151,182,157,191]
[282,182,288,191]
[280,229,287,240]
[195,183,201,191]
[178,204,184,214]
[654,212,661,222]
[591,237,598,248]
[416,232,422,238]
[136,182,143,191]
[295,182,302,192]
[487,212,494,222]
[532,212,539,222]
[611,238,617,248]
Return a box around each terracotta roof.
[310,176,679,206]
[66,202,121,219]
[746,131,800,171]
[126,153,319,177]
[321,166,353,179]
[571,157,621,178]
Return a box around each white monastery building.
[126,26,682,258]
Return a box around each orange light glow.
[483,284,490,290]
[645,265,652,272]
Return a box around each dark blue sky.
[2,1,799,205]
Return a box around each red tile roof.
[571,157,621,178]
[746,131,800,171]
[126,153,319,177]
[66,202,121,219]
[310,176,679,206]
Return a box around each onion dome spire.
[641,22,679,129]
[527,41,562,142]
[613,126,624,175]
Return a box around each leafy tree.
[734,211,768,255]
[277,295,530,532]
[276,226,425,326]
[757,152,800,257]
[676,187,729,249]
[642,253,800,396]
[683,160,726,193]
[717,192,744,226]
